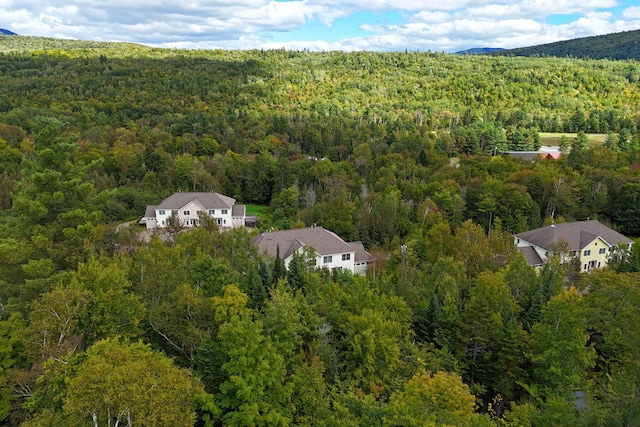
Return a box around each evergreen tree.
[413,292,439,344]
[558,134,569,153]
[272,245,286,284]
[258,260,272,289]
[572,131,589,151]
[286,251,306,290]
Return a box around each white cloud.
[0,0,638,51]
[309,0,491,12]
[623,6,640,19]
[464,0,618,20]
[411,11,451,24]
[585,11,612,20]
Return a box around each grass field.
[539,132,607,147]
[246,204,270,221]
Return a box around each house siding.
[253,227,374,276]
[515,222,634,272]
[319,251,356,273]
[150,197,239,229]
[145,217,157,229]
[580,237,611,271]
[154,209,172,228]
[215,208,233,227]
[283,250,359,274]
[354,262,368,276]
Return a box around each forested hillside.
[495,29,640,61]
[1,36,640,426]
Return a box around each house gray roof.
[518,246,544,266]
[514,220,633,252]
[252,227,362,260]
[156,192,235,210]
[231,204,246,217]
[500,151,543,162]
[348,241,375,263]
[138,205,158,225]
[143,205,157,218]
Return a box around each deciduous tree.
[385,370,477,427]
[27,338,204,427]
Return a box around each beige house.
[139,192,246,229]
[514,220,633,272]
[252,226,374,275]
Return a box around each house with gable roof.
[514,220,633,272]
[252,226,374,275]
[140,192,246,229]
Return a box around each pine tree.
[572,131,589,151]
[272,245,286,284]
[286,252,305,290]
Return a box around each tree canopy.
[0,36,639,426]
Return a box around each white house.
[252,227,374,275]
[514,220,633,272]
[140,192,246,230]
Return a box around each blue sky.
[1,1,640,52]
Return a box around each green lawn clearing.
[246,204,270,222]
[539,132,607,147]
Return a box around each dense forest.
[495,29,640,61]
[1,36,640,426]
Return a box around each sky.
[1,0,640,52]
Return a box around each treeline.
[2,218,640,426]
[1,37,640,148]
[1,38,640,425]
[495,29,640,62]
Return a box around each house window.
[323,256,332,264]
[209,209,215,215]
[158,209,165,215]
[221,209,228,214]
[598,248,606,254]
[183,210,190,216]
[172,210,178,215]
[583,249,591,256]
[342,253,351,261]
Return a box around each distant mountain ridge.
[493,29,640,61]
[455,47,504,55]
[0,28,17,35]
